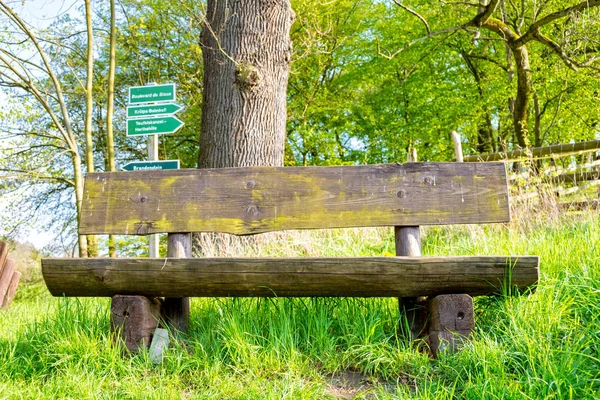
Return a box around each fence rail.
[450,132,600,208]
[461,139,600,162]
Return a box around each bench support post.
[395,226,428,340]
[110,295,162,352]
[110,233,191,352]
[428,294,474,356]
[395,226,475,356]
[163,233,191,333]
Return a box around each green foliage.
[1,215,600,398]
[2,0,600,247]
[286,0,600,165]
[0,0,203,248]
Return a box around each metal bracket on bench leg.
[428,294,475,357]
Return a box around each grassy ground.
[1,212,599,399]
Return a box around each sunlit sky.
[0,0,78,249]
[12,0,78,26]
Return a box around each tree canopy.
[0,0,599,252]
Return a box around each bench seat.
[42,256,539,298]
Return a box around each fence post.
[451,131,463,162]
[407,147,417,162]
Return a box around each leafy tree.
[389,0,600,151]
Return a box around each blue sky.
[0,0,78,250]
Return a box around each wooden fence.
[450,133,600,209]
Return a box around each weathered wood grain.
[428,294,474,357]
[395,226,428,340]
[0,241,7,279]
[163,233,191,333]
[395,226,421,258]
[42,256,539,298]
[0,258,16,302]
[79,163,510,235]
[110,295,162,352]
[1,271,21,309]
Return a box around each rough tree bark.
[106,0,117,258]
[198,0,294,169]
[474,12,532,149]
[461,51,496,153]
[84,0,98,257]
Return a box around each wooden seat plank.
[42,256,539,298]
[79,163,510,235]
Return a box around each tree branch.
[393,0,430,34]
[472,0,502,27]
[378,25,464,60]
[0,168,74,186]
[534,31,579,71]
[0,0,78,153]
[517,0,600,46]
[462,53,508,71]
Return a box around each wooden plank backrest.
[79,162,510,236]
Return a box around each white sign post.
[126,82,184,258]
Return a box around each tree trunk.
[480,17,532,151]
[106,0,117,257]
[84,0,97,257]
[73,153,87,257]
[198,0,294,169]
[460,51,496,153]
[512,44,531,149]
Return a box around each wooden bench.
[41,163,539,355]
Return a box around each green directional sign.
[128,83,176,104]
[127,116,184,136]
[122,160,180,171]
[127,103,183,118]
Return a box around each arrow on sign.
[127,116,184,136]
[122,160,180,171]
[127,103,184,119]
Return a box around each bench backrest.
[79,162,509,236]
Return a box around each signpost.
[127,103,184,118]
[125,82,184,258]
[122,160,180,171]
[128,83,176,104]
[126,116,184,136]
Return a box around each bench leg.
[399,296,429,340]
[427,294,474,357]
[110,295,162,352]
[163,297,190,333]
[164,233,192,334]
[395,226,429,341]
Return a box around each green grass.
[1,213,599,399]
